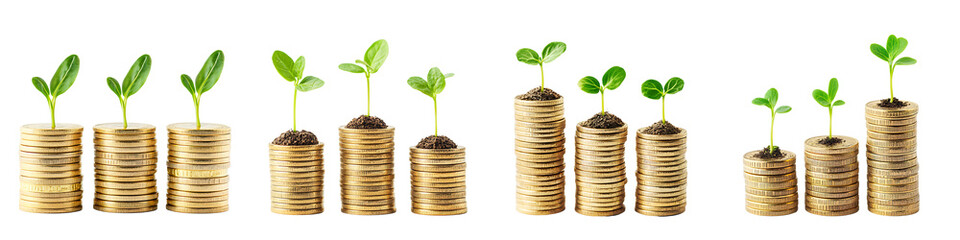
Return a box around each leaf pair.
[181,50,225,97]
[870,34,916,66]
[273,51,324,92]
[578,66,625,94]
[339,39,389,74]
[812,78,845,108]
[516,42,567,65]
[752,88,791,113]
[641,77,684,100]
[32,55,80,99]
[107,54,152,100]
[408,67,454,98]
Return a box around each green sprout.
[31,54,80,129]
[106,54,152,129]
[338,39,389,116]
[869,34,916,102]
[641,77,685,123]
[180,50,225,129]
[516,42,566,92]
[812,78,846,138]
[752,88,791,154]
[577,66,626,115]
[407,67,454,136]
[272,50,325,131]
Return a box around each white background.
[1,0,956,239]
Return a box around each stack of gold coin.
[803,136,859,216]
[635,128,687,216]
[93,123,159,213]
[410,146,467,215]
[339,126,396,215]
[514,97,567,215]
[574,124,628,216]
[166,123,231,213]
[743,150,798,216]
[19,123,84,213]
[270,143,324,215]
[865,100,919,216]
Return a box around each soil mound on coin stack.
[346,115,388,129]
[416,135,458,149]
[272,130,319,145]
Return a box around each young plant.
[272,50,325,131]
[641,77,685,123]
[407,67,455,136]
[752,88,792,154]
[180,50,225,129]
[577,66,626,115]
[106,54,152,129]
[812,78,845,138]
[516,42,566,92]
[338,39,389,116]
[31,54,80,129]
[869,34,916,102]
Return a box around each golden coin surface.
[94,157,158,166]
[166,205,229,214]
[94,132,156,141]
[19,199,82,208]
[97,187,156,196]
[168,138,231,146]
[20,206,82,213]
[20,139,82,148]
[21,133,82,141]
[21,123,83,135]
[168,169,228,178]
[93,123,155,134]
[20,183,82,193]
[272,208,323,215]
[94,205,158,213]
[864,100,918,118]
[94,138,157,147]
[95,145,155,154]
[167,123,231,135]
[270,143,324,151]
[803,136,858,154]
[96,193,159,202]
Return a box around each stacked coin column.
[743,150,798,216]
[574,124,628,216]
[865,101,919,216]
[410,147,467,215]
[166,123,231,213]
[19,124,84,213]
[93,123,159,213]
[635,128,687,216]
[269,143,324,215]
[514,97,566,215]
[339,126,396,215]
[803,136,859,216]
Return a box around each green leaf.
[827,78,838,102]
[107,77,122,99]
[812,89,830,107]
[578,76,602,94]
[640,80,663,100]
[427,67,444,94]
[364,39,389,73]
[516,48,541,65]
[895,57,916,66]
[886,35,899,59]
[296,76,324,92]
[272,50,297,82]
[764,88,778,107]
[664,77,684,94]
[180,74,196,95]
[896,37,909,57]
[833,100,845,107]
[32,77,50,96]
[601,66,626,90]
[407,76,432,97]
[444,73,455,78]
[122,54,151,97]
[541,42,566,63]
[50,54,80,97]
[752,98,769,107]
[196,50,225,94]
[870,44,888,61]
[775,106,792,114]
[294,56,305,80]
[338,63,365,73]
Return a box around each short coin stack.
[803,136,859,216]
[166,123,231,213]
[514,97,567,215]
[93,123,159,213]
[19,123,84,213]
[635,128,687,216]
[270,143,324,215]
[743,150,798,216]
[409,146,467,215]
[865,100,919,216]
[574,124,628,216]
[339,126,396,215]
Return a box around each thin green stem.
[365,72,371,116]
[889,62,895,102]
[661,95,666,123]
[193,95,201,129]
[769,109,775,154]
[828,107,833,138]
[48,97,57,129]
[539,63,545,92]
[121,98,128,129]
[293,84,298,131]
[433,97,438,136]
[600,91,606,115]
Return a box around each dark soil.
[878,98,908,108]
[345,115,388,129]
[580,112,625,129]
[753,146,785,159]
[272,130,319,145]
[516,87,562,101]
[416,135,458,149]
[641,121,682,135]
[817,136,844,147]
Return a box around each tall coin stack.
[514,97,567,215]
[19,123,84,213]
[574,124,628,216]
[865,100,919,216]
[166,123,231,213]
[339,126,396,215]
[93,123,159,213]
[635,128,687,216]
[743,150,798,216]
[803,136,859,216]
[270,143,324,215]
[410,147,467,215]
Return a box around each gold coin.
[169,144,231,153]
[96,193,159,202]
[867,190,918,200]
[803,136,858,154]
[412,202,466,210]
[94,132,155,141]
[20,151,83,160]
[20,176,82,185]
[743,158,796,169]
[864,100,918,118]
[168,169,228,178]
[94,199,158,208]
[20,139,81,148]
[744,165,796,176]
[94,145,155,154]
[168,139,231,147]
[745,179,797,190]
[168,162,230,171]
[94,205,157,213]
[636,128,687,140]
[166,205,229,214]
[805,182,858,193]
[338,125,395,133]
[167,123,230,135]
[94,138,157,147]
[20,199,82,208]
[19,145,82,154]
[97,187,156,195]
[868,166,919,178]
[20,194,82,203]
[95,163,155,172]
[20,183,81,193]
[868,207,918,216]
[19,157,81,165]
[20,205,82,213]
[273,197,323,204]
[806,206,858,216]
[20,169,81,178]
[867,173,917,185]
[271,191,322,199]
[170,182,229,192]
[743,172,795,183]
[21,133,82,141]
[168,199,229,208]
[96,169,156,177]
[805,163,858,173]
[168,151,230,159]
[868,194,919,205]
[21,123,83,135]
[96,181,156,189]
[272,208,323,215]
[96,152,159,160]
[575,206,625,216]
[269,143,324,151]
[20,162,80,171]
[94,157,157,167]
[167,188,229,197]
[412,208,467,216]
[93,123,155,134]
[866,131,915,141]
[341,208,395,215]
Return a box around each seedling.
[641,77,685,123]
[106,54,152,129]
[516,42,566,92]
[272,50,325,131]
[338,39,389,116]
[31,54,80,129]
[407,67,455,136]
[752,88,792,154]
[180,50,225,129]
[578,66,626,115]
[869,34,916,102]
[812,78,846,138]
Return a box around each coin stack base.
[94,123,159,213]
[20,123,84,213]
[743,150,798,216]
[865,100,919,216]
[166,123,231,214]
[271,143,324,215]
[574,124,628,217]
[410,146,467,216]
[803,136,859,216]
[636,127,687,216]
[339,126,396,215]
[515,97,567,215]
